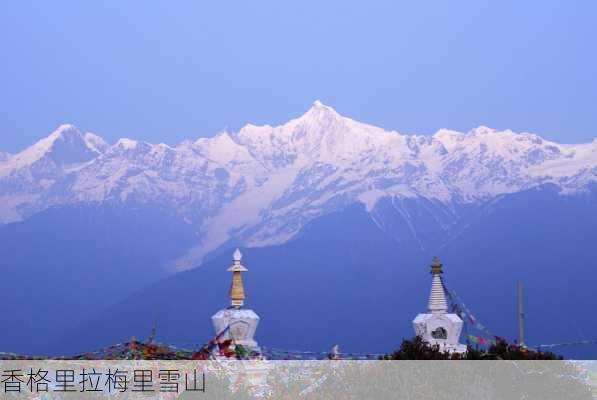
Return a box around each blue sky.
[1,0,596,152]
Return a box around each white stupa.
[211,249,261,353]
[413,257,467,353]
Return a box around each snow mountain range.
[1,101,596,270]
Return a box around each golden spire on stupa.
[227,248,248,307]
[430,256,443,275]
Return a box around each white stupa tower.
[211,249,261,353]
[413,257,467,353]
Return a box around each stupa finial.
[227,248,248,307]
[431,256,443,275]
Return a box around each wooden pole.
[517,280,525,346]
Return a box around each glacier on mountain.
[0,101,595,269]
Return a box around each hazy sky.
[1,1,596,152]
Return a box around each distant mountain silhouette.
[0,203,197,354]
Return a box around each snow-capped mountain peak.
[47,123,80,139]
[234,101,405,170]
[0,124,104,177]
[301,99,342,120]
[25,124,83,162]
[30,124,103,162]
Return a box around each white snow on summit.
[1,102,596,268]
[0,124,103,177]
[84,132,109,154]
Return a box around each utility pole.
[517,280,525,346]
